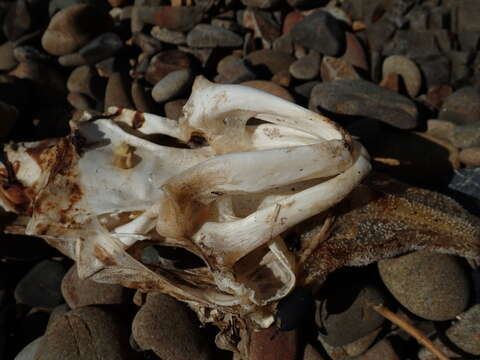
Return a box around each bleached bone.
[0,76,370,357]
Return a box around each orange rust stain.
[132,111,145,129]
[94,245,117,267]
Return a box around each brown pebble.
[459,147,480,167]
[164,99,187,120]
[131,81,156,112]
[67,92,94,111]
[320,56,360,82]
[104,72,134,111]
[145,50,191,85]
[425,84,453,110]
[41,4,113,56]
[271,70,291,87]
[282,11,304,34]
[246,49,295,76]
[341,32,368,72]
[249,326,297,360]
[241,80,294,102]
[379,72,401,93]
[426,119,456,142]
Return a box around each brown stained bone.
[300,172,480,287]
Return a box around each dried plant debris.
[0,77,478,359]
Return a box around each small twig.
[371,304,450,360]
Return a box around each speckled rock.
[41,4,113,56]
[289,51,320,80]
[316,285,387,347]
[15,260,66,308]
[36,307,135,360]
[378,251,471,321]
[382,55,422,97]
[290,10,345,56]
[241,80,294,102]
[151,68,191,103]
[249,326,297,360]
[439,87,480,125]
[187,24,243,48]
[132,293,211,360]
[61,265,129,309]
[446,304,480,355]
[309,80,418,129]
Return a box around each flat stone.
[249,326,297,360]
[289,51,320,80]
[36,306,134,360]
[61,265,129,309]
[290,10,345,56]
[41,4,113,56]
[378,251,471,321]
[132,293,211,360]
[382,55,422,97]
[145,50,191,85]
[445,304,480,355]
[187,24,242,48]
[439,87,480,125]
[241,80,294,102]
[14,260,66,308]
[151,68,191,103]
[316,284,387,347]
[309,79,418,129]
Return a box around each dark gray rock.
[78,32,123,65]
[14,260,66,308]
[293,80,319,99]
[290,10,345,56]
[309,79,418,129]
[316,285,387,347]
[187,24,242,48]
[439,87,480,125]
[132,293,211,360]
[415,55,451,88]
[378,251,471,321]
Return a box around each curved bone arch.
[0,76,370,339]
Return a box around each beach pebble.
[36,306,134,360]
[41,4,113,56]
[151,68,191,103]
[290,10,346,56]
[249,326,297,360]
[459,147,480,167]
[341,32,368,72]
[15,260,66,309]
[145,50,191,85]
[132,293,211,360]
[104,72,134,110]
[289,51,320,80]
[215,55,255,84]
[151,26,186,45]
[439,86,480,125]
[378,251,471,321]
[246,49,295,76]
[445,304,480,355]
[187,24,243,48]
[61,265,129,309]
[382,55,422,97]
[320,56,360,82]
[316,285,387,347]
[309,79,418,129]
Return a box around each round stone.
[378,251,471,321]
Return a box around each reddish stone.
[341,32,368,72]
[282,11,304,35]
[426,84,453,110]
[249,326,297,360]
[145,50,191,85]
